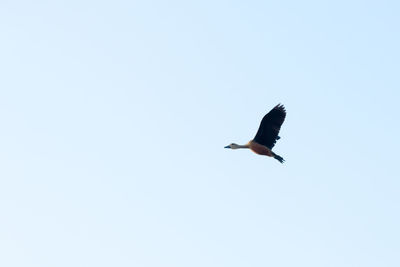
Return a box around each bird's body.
[248,140,274,156]
[225,104,286,163]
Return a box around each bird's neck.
[237,143,250,149]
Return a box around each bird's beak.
[224,145,230,149]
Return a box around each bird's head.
[224,143,239,149]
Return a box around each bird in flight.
[225,104,286,163]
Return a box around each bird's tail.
[273,153,285,163]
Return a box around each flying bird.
[225,104,286,163]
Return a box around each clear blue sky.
[1,1,399,266]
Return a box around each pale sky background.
[1,1,399,266]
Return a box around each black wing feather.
[253,104,286,149]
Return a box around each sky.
[1,1,399,266]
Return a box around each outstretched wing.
[253,104,286,149]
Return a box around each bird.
[224,104,286,163]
